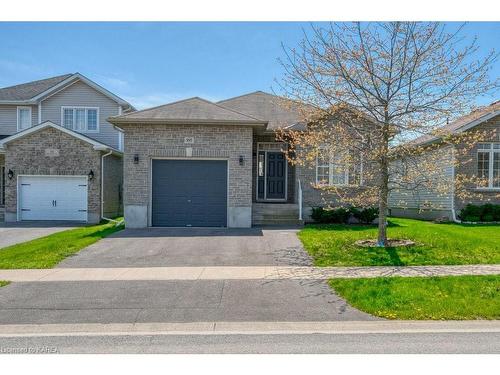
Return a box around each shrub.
[311,206,351,224]
[350,206,379,224]
[458,203,500,222]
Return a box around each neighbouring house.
[108,91,369,228]
[0,73,134,223]
[389,101,500,220]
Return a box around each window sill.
[475,188,500,192]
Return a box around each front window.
[17,107,32,131]
[61,107,99,132]
[316,150,349,186]
[477,143,500,188]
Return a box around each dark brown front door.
[266,152,286,200]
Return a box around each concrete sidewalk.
[1,264,499,282]
[1,320,499,337]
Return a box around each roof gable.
[0,121,120,153]
[0,73,133,109]
[109,97,266,125]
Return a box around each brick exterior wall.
[454,114,500,210]
[2,126,116,223]
[120,123,253,227]
[103,154,123,218]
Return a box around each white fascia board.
[455,110,500,133]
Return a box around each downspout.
[101,150,123,226]
[450,148,461,223]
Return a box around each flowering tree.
[276,22,498,246]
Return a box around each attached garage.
[151,159,228,227]
[18,175,88,221]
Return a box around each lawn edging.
[0,220,124,269]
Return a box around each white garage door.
[19,176,88,221]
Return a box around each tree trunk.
[377,161,389,247]
[377,112,390,247]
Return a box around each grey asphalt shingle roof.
[109,97,267,124]
[0,74,73,101]
[411,101,500,145]
[218,91,303,130]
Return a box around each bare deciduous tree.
[276,22,498,246]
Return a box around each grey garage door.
[152,159,228,227]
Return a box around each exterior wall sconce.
[134,154,139,164]
[239,155,244,166]
[88,170,94,180]
[7,169,14,179]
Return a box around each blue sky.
[0,22,498,109]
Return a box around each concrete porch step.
[252,203,302,226]
[253,219,304,227]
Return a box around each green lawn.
[299,217,500,266]
[330,275,500,320]
[0,281,10,287]
[0,220,124,269]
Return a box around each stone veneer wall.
[120,123,253,228]
[3,127,102,223]
[454,114,500,210]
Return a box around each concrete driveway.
[0,222,76,249]
[0,227,377,324]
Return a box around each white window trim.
[16,106,32,131]
[315,153,350,187]
[60,106,100,133]
[477,142,500,190]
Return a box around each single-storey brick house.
[109,91,340,228]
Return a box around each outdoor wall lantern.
[7,169,14,179]
[134,154,140,164]
[88,170,94,181]
[239,155,244,166]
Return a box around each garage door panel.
[152,160,227,227]
[19,176,88,222]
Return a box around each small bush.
[311,206,351,224]
[350,206,379,224]
[459,203,500,222]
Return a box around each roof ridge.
[210,100,265,122]
[217,90,277,104]
[112,96,265,122]
[111,97,203,118]
[0,73,74,92]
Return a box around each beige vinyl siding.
[389,146,454,211]
[0,105,38,136]
[40,80,121,148]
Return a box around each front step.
[252,203,303,226]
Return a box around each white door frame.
[256,142,288,202]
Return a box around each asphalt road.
[1,332,499,354]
